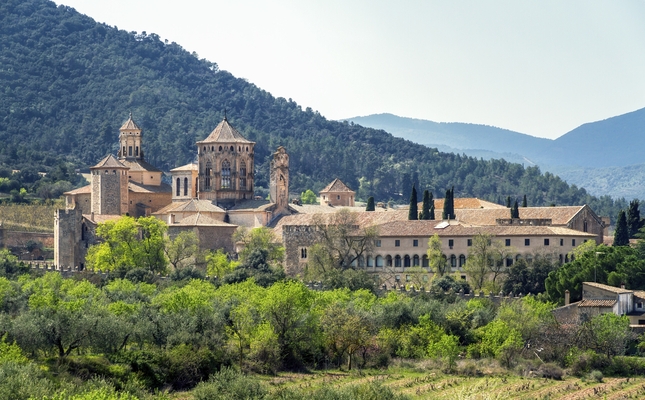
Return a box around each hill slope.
[0,0,626,220]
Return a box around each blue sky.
[57,0,645,139]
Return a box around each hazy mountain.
[346,112,645,199]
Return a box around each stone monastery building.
[56,114,607,281]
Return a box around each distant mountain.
[346,112,645,199]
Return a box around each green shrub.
[567,350,609,376]
[0,361,56,400]
[193,367,267,400]
[589,369,603,383]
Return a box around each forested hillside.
[0,0,627,219]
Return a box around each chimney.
[565,290,570,306]
[621,283,626,290]
[170,214,176,224]
[90,212,94,222]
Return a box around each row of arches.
[353,253,572,269]
[202,145,251,153]
[203,160,249,190]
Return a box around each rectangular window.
[560,238,564,246]
[505,239,511,246]
[413,239,419,247]
[524,238,530,246]
[395,240,400,247]
[467,238,472,246]
[544,238,550,246]
[374,240,381,247]
[572,239,576,246]
[128,146,132,156]
[448,239,454,248]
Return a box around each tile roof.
[128,181,172,194]
[272,209,408,231]
[121,159,162,173]
[578,299,617,308]
[153,199,225,214]
[197,119,254,144]
[419,198,506,210]
[584,282,632,294]
[320,178,354,193]
[82,214,122,224]
[455,206,585,226]
[228,199,274,211]
[64,184,91,195]
[170,163,198,172]
[91,154,127,169]
[173,212,236,227]
[120,113,141,131]
[288,204,373,214]
[374,220,598,238]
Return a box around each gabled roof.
[153,199,225,214]
[91,154,127,169]
[174,212,236,227]
[418,198,506,210]
[128,181,172,194]
[456,206,585,226]
[578,299,617,307]
[64,184,91,195]
[197,119,254,144]
[120,113,141,131]
[320,178,354,193]
[121,159,162,173]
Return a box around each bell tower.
[270,146,289,213]
[117,113,144,161]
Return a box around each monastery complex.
[55,115,607,282]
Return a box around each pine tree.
[627,199,642,238]
[522,194,527,207]
[408,185,418,220]
[614,210,630,246]
[421,190,430,220]
[366,196,375,212]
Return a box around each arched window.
[240,161,247,189]
[367,256,374,267]
[375,256,384,267]
[559,254,563,264]
[385,255,392,267]
[176,178,180,196]
[394,255,401,267]
[413,255,420,266]
[135,146,139,157]
[358,256,365,268]
[422,255,429,268]
[219,146,222,151]
[184,177,188,196]
[230,146,234,151]
[221,160,231,189]
[526,254,533,263]
[506,256,513,267]
[459,254,466,267]
[246,146,249,152]
[516,254,522,261]
[450,255,457,268]
[404,255,411,267]
[205,161,212,189]
[211,146,214,151]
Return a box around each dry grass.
[0,202,62,232]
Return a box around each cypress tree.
[429,192,435,220]
[443,187,455,220]
[366,196,375,212]
[442,188,450,220]
[408,185,418,220]
[627,199,642,238]
[401,173,412,201]
[506,196,511,208]
[511,200,519,218]
[614,210,630,246]
[522,194,527,207]
[449,186,455,219]
[421,190,430,220]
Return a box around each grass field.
[168,361,645,400]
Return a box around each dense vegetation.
[0,0,629,221]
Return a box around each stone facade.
[319,178,355,207]
[269,146,290,215]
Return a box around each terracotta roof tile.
[228,199,274,211]
[456,206,585,226]
[128,181,171,194]
[420,198,506,210]
[584,282,632,294]
[153,199,225,214]
[82,214,122,224]
[320,178,354,193]
[121,159,162,173]
[173,212,236,227]
[91,154,127,169]
[64,184,91,195]
[170,163,198,172]
[197,119,254,144]
[578,299,617,307]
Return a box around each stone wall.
[281,225,322,276]
[0,229,54,248]
[129,192,172,216]
[168,225,236,254]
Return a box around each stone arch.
[459,254,466,267]
[404,255,411,267]
[375,255,384,267]
[394,255,402,268]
